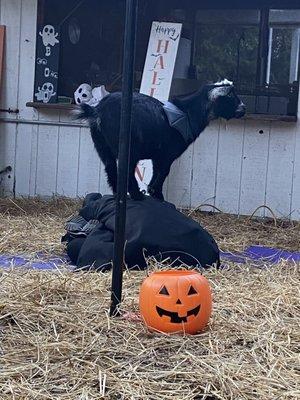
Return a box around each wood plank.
[0,25,5,90]
[167,145,193,208]
[26,101,76,111]
[265,122,296,219]
[239,120,271,216]
[77,127,101,196]
[215,119,245,214]
[291,123,300,220]
[0,122,16,196]
[29,124,38,196]
[243,114,297,123]
[190,121,220,210]
[0,0,22,111]
[35,124,59,196]
[15,123,34,196]
[17,0,38,119]
[26,103,298,123]
[56,126,80,197]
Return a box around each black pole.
[256,7,270,87]
[110,0,137,317]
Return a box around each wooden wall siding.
[0,0,300,219]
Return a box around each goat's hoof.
[130,191,145,201]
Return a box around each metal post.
[256,7,270,87]
[110,0,137,317]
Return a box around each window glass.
[268,10,300,85]
[195,10,260,92]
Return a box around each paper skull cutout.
[74,83,93,105]
[87,85,110,106]
[35,82,56,103]
[39,25,59,47]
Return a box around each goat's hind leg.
[103,158,118,194]
[94,138,118,194]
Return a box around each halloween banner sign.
[136,21,182,192]
[34,24,60,104]
[140,21,182,102]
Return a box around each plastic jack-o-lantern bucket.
[139,270,212,334]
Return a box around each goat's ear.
[208,86,232,102]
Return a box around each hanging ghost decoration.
[35,82,56,103]
[39,25,59,47]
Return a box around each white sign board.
[140,21,182,101]
[136,21,182,192]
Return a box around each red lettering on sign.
[157,39,169,54]
[135,166,145,181]
[154,55,164,69]
[152,71,158,85]
[149,87,156,97]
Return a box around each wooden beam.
[0,26,6,92]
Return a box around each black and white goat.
[77,80,246,201]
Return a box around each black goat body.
[77,81,245,201]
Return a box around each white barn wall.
[0,0,300,220]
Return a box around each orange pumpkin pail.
[139,270,212,334]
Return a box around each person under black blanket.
[62,193,220,271]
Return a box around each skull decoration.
[139,270,212,334]
[74,83,93,105]
[88,85,110,106]
[39,25,59,47]
[35,82,56,103]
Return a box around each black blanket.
[62,193,220,271]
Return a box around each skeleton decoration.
[74,84,109,106]
[74,84,93,105]
[35,82,56,103]
[39,25,59,47]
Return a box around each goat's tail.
[72,103,98,123]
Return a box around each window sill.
[26,102,298,123]
[243,113,297,122]
[26,102,76,111]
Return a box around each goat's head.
[207,79,246,121]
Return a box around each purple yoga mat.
[0,254,72,270]
[221,245,300,264]
[0,245,299,270]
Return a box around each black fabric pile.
[62,193,220,271]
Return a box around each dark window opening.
[194,8,300,116]
[35,0,300,117]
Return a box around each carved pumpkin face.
[139,270,212,334]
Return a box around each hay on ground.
[0,198,299,399]
[0,263,299,399]
[0,197,300,256]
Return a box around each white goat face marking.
[209,79,233,101]
[209,86,232,101]
[74,83,93,105]
[214,79,233,86]
[39,25,59,47]
[35,82,56,103]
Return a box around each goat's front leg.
[148,162,159,195]
[148,160,171,201]
[128,161,145,201]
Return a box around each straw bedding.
[0,198,299,400]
